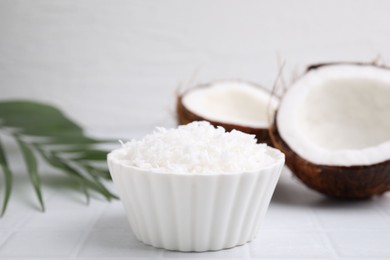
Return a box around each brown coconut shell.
[269,62,390,199]
[176,81,274,145]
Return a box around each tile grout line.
[311,208,339,259]
[373,200,390,224]
[0,191,59,250]
[68,203,108,258]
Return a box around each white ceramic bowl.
[107,146,284,252]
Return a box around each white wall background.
[1,0,389,138]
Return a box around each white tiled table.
[1,166,390,259]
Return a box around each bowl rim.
[107,146,285,176]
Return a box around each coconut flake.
[118,121,275,174]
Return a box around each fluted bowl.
[107,146,284,252]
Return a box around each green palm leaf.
[16,137,45,212]
[0,100,117,216]
[0,138,13,217]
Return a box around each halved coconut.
[177,80,279,145]
[270,63,390,198]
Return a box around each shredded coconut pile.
[118,121,274,174]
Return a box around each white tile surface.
[328,231,390,258]
[0,230,11,247]
[0,230,84,257]
[94,202,130,229]
[249,230,333,259]
[77,229,160,258]
[22,210,97,231]
[262,205,318,231]
[314,202,390,231]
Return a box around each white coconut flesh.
[182,81,279,129]
[277,64,390,166]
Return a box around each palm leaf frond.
[0,100,117,216]
[0,138,13,217]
